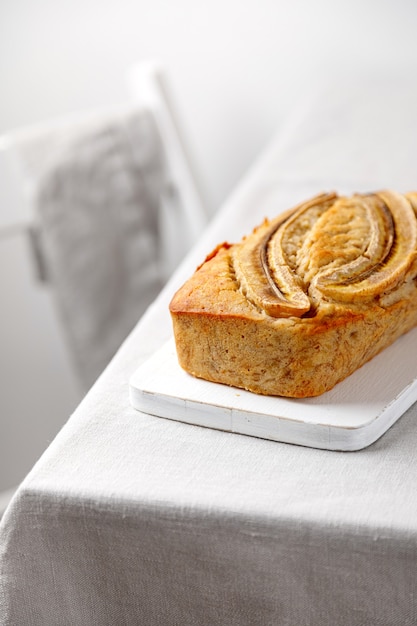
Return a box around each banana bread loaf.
[169,190,417,398]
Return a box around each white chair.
[0,62,208,514]
[128,61,207,277]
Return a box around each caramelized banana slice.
[314,190,417,301]
[232,192,336,317]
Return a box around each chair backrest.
[0,63,208,389]
[128,61,208,279]
[1,62,208,256]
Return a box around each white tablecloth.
[1,73,417,625]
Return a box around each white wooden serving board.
[129,329,417,451]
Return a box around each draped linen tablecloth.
[1,74,417,625]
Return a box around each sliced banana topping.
[232,190,417,317]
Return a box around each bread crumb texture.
[169,190,417,397]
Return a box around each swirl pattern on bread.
[170,191,417,397]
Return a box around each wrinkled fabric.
[32,110,166,389]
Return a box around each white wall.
[1,0,417,213]
[0,0,417,497]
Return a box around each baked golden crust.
[169,191,417,397]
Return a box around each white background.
[2,0,417,212]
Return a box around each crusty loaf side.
[169,190,417,397]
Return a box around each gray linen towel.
[30,109,168,389]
